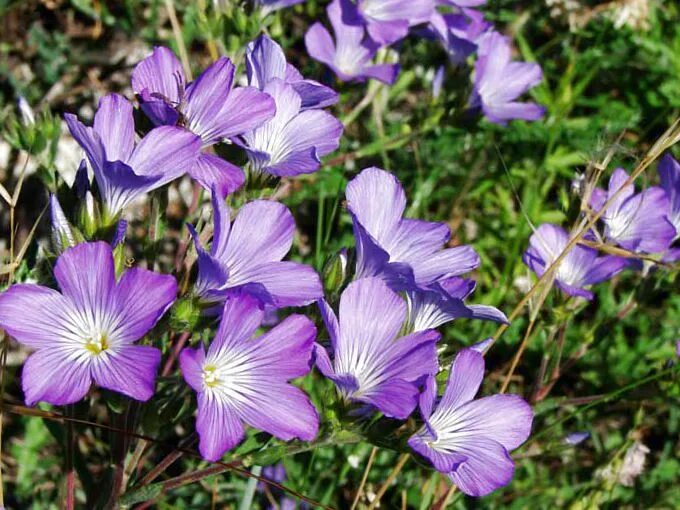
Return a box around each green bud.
[79,191,100,238]
[113,243,128,279]
[170,296,202,332]
[323,248,348,293]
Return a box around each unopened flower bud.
[50,195,75,253]
[323,248,348,293]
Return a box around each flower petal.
[22,348,91,406]
[188,153,245,198]
[439,349,485,410]
[91,345,161,401]
[93,93,135,162]
[449,437,515,497]
[110,267,177,343]
[131,46,185,106]
[196,392,245,461]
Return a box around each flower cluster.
[304,0,544,124]
[0,25,537,500]
[523,155,680,299]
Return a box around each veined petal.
[184,57,236,140]
[221,200,295,273]
[110,267,177,344]
[22,348,91,406]
[439,349,485,410]
[93,93,135,162]
[246,34,288,89]
[128,126,200,182]
[204,87,276,143]
[131,46,185,106]
[231,261,323,308]
[448,437,515,497]
[180,345,206,393]
[212,294,266,352]
[196,392,245,461]
[0,284,79,349]
[188,153,245,198]
[91,345,161,401]
[346,167,406,245]
[451,394,533,451]
[54,242,116,321]
[304,23,337,68]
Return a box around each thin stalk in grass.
[65,404,76,510]
[350,446,377,510]
[163,0,192,81]
[238,465,262,510]
[366,453,410,510]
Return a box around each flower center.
[202,364,220,388]
[84,333,109,356]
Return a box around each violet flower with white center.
[131,47,276,197]
[305,0,400,84]
[65,93,201,220]
[522,223,628,300]
[314,277,440,419]
[407,277,508,332]
[238,78,343,177]
[470,31,544,124]
[658,154,680,239]
[0,242,176,406]
[349,0,436,46]
[589,168,676,253]
[246,34,338,110]
[408,349,533,497]
[347,167,480,290]
[179,294,319,461]
[189,191,323,309]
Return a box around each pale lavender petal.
[110,267,177,343]
[0,285,75,349]
[205,86,276,142]
[64,114,106,176]
[22,348,91,406]
[351,215,391,280]
[131,46,185,106]
[188,153,245,198]
[290,79,339,109]
[359,378,420,419]
[659,154,680,233]
[53,242,116,312]
[304,23,337,69]
[365,19,409,46]
[209,191,231,259]
[453,394,533,450]
[179,346,206,393]
[246,34,288,89]
[580,255,628,285]
[232,261,323,307]
[408,432,467,473]
[212,294,266,351]
[440,349,484,410]
[346,167,406,245]
[611,187,675,253]
[91,345,161,401]
[448,437,515,497]
[128,125,201,182]
[412,245,480,285]
[184,57,236,140]
[317,298,340,349]
[234,383,319,442]
[93,94,135,162]
[222,200,295,271]
[361,63,401,85]
[196,393,245,461]
[418,374,437,420]
[313,343,336,378]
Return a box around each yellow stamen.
[202,364,220,388]
[84,333,109,355]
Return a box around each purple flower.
[470,31,544,124]
[0,242,176,406]
[253,0,306,16]
[430,8,490,65]
[189,191,323,309]
[407,277,508,332]
[65,94,201,219]
[522,224,628,300]
[408,349,533,497]
[131,47,276,197]
[238,78,343,177]
[258,464,297,510]
[437,0,487,6]
[589,168,676,254]
[246,34,338,110]
[351,0,435,45]
[658,154,680,239]
[347,167,480,290]
[314,277,440,419]
[305,0,400,84]
[179,294,319,461]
